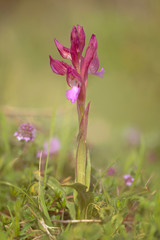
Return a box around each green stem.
[76,101,87,185]
[77,100,85,124]
[76,135,87,185]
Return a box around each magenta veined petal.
[88,54,99,74]
[70,44,79,69]
[70,26,79,51]
[71,25,85,56]
[66,86,80,103]
[81,34,97,80]
[54,39,71,60]
[49,56,68,75]
[77,25,85,55]
[70,26,80,69]
[70,25,85,69]
[88,53,105,77]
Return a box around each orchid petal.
[77,25,85,55]
[49,56,68,75]
[81,34,97,80]
[66,86,80,103]
[71,26,81,54]
[70,44,79,69]
[88,54,99,74]
[70,25,85,69]
[88,53,105,77]
[70,26,80,68]
[54,39,71,60]
[66,66,82,87]
[95,67,105,78]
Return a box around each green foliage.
[0,115,160,239]
[76,135,87,186]
[59,223,103,240]
[62,182,93,219]
[86,150,91,191]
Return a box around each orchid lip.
[66,86,80,103]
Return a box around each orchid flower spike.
[50,25,104,103]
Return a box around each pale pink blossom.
[123,174,134,186]
[37,137,61,158]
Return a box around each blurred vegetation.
[0,111,160,239]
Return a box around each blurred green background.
[0,0,160,145]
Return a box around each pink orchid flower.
[49,25,104,103]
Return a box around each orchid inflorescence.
[49,24,104,104]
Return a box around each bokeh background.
[0,0,160,165]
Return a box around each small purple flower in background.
[37,137,61,158]
[123,174,134,186]
[14,123,36,142]
[124,127,141,146]
[107,167,115,176]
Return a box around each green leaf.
[47,176,66,197]
[62,183,88,192]
[0,181,37,207]
[20,221,34,236]
[76,135,87,185]
[59,223,103,240]
[76,103,90,185]
[39,184,52,226]
[86,150,91,191]
[66,201,76,220]
[62,183,93,218]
